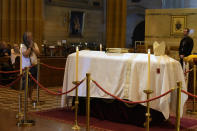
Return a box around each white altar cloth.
[61,50,188,119]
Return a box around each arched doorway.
[131,21,145,48]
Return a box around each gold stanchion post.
[187,64,197,114]
[143,89,153,131]
[32,59,45,107]
[194,65,196,112]
[17,67,35,127]
[86,73,91,131]
[16,46,24,119]
[19,44,23,90]
[176,81,182,131]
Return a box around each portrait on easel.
[69,11,84,37]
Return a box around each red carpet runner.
[29,108,197,131]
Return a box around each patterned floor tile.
[0,86,63,113]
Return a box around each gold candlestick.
[176,82,182,131]
[72,46,80,130]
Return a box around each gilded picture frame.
[171,16,186,36]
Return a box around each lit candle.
[100,44,102,51]
[20,44,22,74]
[147,49,150,90]
[76,46,79,81]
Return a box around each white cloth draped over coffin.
[61,50,188,119]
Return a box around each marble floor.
[0,86,197,131]
[0,86,96,131]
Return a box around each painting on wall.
[69,11,85,37]
[171,16,186,36]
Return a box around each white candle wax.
[100,44,102,51]
[147,49,150,90]
[76,46,79,81]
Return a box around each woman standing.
[21,32,40,101]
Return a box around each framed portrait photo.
[171,16,186,36]
[69,11,85,37]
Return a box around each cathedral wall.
[43,0,104,45]
[145,8,197,59]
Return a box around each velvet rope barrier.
[39,63,65,70]
[92,80,174,104]
[181,90,197,98]
[0,75,22,88]
[184,68,193,75]
[29,74,85,96]
[0,65,35,74]
[1,77,19,80]
[0,70,20,74]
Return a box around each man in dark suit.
[179,28,194,67]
